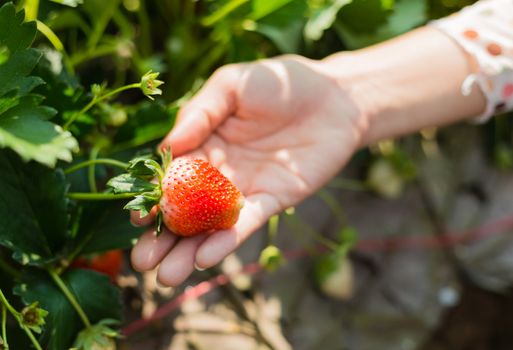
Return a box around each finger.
[130,206,158,227]
[157,234,208,287]
[131,227,178,272]
[195,193,280,269]
[160,65,242,156]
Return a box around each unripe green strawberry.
[160,158,244,236]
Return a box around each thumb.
[160,65,242,156]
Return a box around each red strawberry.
[159,158,244,236]
[108,153,244,237]
[72,250,123,281]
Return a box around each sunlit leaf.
[305,0,352,41]
[0,3,78,166]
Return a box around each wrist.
[320,51,382,148]
[320,27,487,147]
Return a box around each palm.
[187,58,360,212]
[131,57,362,286]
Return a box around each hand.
[130,55,366,286]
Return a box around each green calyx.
[106,148,172,234]
[20,302,48,334]
[72,319,120,350]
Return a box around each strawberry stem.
[64,158,129,175]
[0,289,43,350]
[67,192,137,201]
[88,146,101,193]
[63,83,141,130]
[48,270,91,329]
[2,303,7,349]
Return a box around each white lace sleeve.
[431,0,513,122]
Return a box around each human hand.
[130,55,367,286]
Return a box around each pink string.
[122,213,513,336]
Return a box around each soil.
[422,282,513,350]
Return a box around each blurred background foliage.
[28,0,494,173]
[34,0,479,101]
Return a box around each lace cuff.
[431,0,513,122]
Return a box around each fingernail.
[130,220,142,227]
[194,263,206,271]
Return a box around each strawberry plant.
[0,2,170,348]
[0,0,489,349]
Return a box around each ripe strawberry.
[72,250,123,281]
[159,158,244,236]
[108,152,244,237]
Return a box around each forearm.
[322,27,487,146]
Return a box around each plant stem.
[1,304,7,349]
[88,147,101,193]
[22,327,43,350]
[316,189,348,227]
[24,0,39,20]
[201,0,249,26]
[0,289,43,350]
[0,290,18,318]
[48,270,91,328]
[67,192,136,201]
[36,20,75,75]
[70,45,119,67]
[63,83,140,130]
[267,215,279,244]
[284,213,339,252]
[64,158,128,175]
[36,20,64,52]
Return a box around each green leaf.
[0,3,78,166]
[253,0,307,53]
[0,3,36,52]
[73,319,119,350]
[337,0,392,34]
[0,48,42,97]
[80,204,144,254]
[305,0,352,41]
[32,50,87,121]
[0,151,70,265]
[107,173,158,194]
[251,0,294,20]
[0,108,78,166]
[0,44,9,65]
[124,190,161,217]
[15,269,121,350]
[335,0,426,49]
[126,155,159,178]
